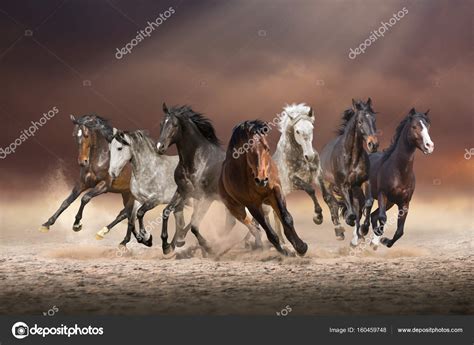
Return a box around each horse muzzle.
[254,177,269,187]
[156,142,167,155]
[366,136,379,153]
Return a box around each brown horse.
[367,108,434,248]
[39,115,147,247]
[219,120,308,256]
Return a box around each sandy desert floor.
[0,188,472,316]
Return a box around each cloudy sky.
[0,0,472,197]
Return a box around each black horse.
[319,98,379,243]
[367,108,434,248]
[155,103,246,255]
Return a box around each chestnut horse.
[219,120,308,256]
[39,115,144,247]
[368,108,434,248]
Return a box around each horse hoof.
[39,225,50,233]
[72,224,82,232]
[176,240,186,248]
[295,242,308,256]
[345,214,356,227]
[162,243,173,255]
[95,227,109,240]
[313,214,323,225]
[335,227,345,240]
[380,237,392,247]
[251,242,264,251]
[349,240,358,248]
[360,223,369,236]
[162,247,176,259]
[142,234,153,247]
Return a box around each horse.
[269,103,327,243]
[320,98,379,244]
[219,120,308,256]
[367,108,434,249]
[39,114,141,247]
[107,130,185,247]
[155,104,257,255]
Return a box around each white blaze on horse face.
[109,137,131,178]
[420,120,434,154]
[293,120,315,161]
[77,129,82,137]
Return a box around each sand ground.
[0,189,472,315]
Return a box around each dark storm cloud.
[0,0,472,195]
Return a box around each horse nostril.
[254,178,260,184]
[263,177,268,182]
[304,155,309,160]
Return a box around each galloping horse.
[320,98,379,243]
[219,120,308,256]
[156,104,256,255]
[368,108,434,248]
[269,103,327,243]
[106,130,185,247]
[39,115,140,247]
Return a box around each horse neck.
[176,121,213,166]
[130,138,159,178]
[388,124,416,174]
[343,117,364,164]
[89,130,110,166]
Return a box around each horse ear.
[409,107,416,115]
[425,109,430,116]
[308,107,314,117]
[352,99,357,109]
[70,114,77,123]
[367,97,372,107]
[162,102,169,114]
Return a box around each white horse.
[268,103,328,243]
[98,130,184,246]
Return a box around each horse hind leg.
[189,198,213,255]
[72,181,108,231]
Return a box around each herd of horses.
[39,98,434,257]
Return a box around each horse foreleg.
[381,203,409,248]
[320,178,344,240]
[247,206,287,255]
[341,182,356,227]
[272,210,285,245]
[40,182,86,232]
[162,191,183,254]
[136,199,159,247]
[269,187,308,256]
[293,176,323,225]
[72,180,108,231]
[189,198,213,254]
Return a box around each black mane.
[75,115,114,142]
[337,108,356,135]
[382,110,431,161]
[170,105,220,146]
[229,120,268,149]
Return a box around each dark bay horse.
[368,108,434,248]
[39,115,143,247]
[219,120,308,256]
[156,104,250,255]
[320,98,379,243]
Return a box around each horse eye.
[296,130,300,134]
[118,147,123,151]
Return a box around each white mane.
[278,103,314,133]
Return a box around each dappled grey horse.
[104,130,184,246]
[269,103,328,243]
